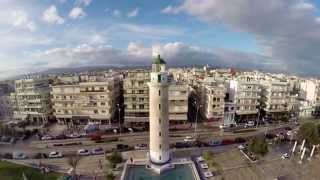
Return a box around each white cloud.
[127,8,139,18]
[171,0,320,74]
[112,9,121,18]
[161,5,181,14]
[76,0,92,7]
[69,7,86,19]
[11,10,36,31]
[42,5,64,24]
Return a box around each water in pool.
[125,164,196,180]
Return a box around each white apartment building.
[199,82,226,121]
[10,78,52,124]
[123,70,190,126]
[168,83,190,124]
[51,74,120,125]
[229,77,261,123]
[123,70,150,125]
[299,79,320,117]
[261,80,289,121]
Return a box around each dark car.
[234,137,246,143]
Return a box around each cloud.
[127,8,139,18]
[76,0,92,7]
[112,9,121,18]
[26,42,282,75]
[172,0,320,74]
[69,7,86,19]
[161,5,181,14]
[11,10,36,31]
[42,5,64,24]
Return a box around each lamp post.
[116,104,121,136]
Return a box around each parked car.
[41,135,53,141]
[238,145,245,150]
[67,133,81,139]
[49,151,63,158]
[245,121,255,128]
[12,152,27,159]
[77,149,90,156]
[134,144,148,150]
[281,153,289,159]
[91,147,104,155]
[184,136,196,142]
[208,139,222,146]
[9,137,17,144]
[234,137,246,143]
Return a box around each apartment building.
[123,69,190,126]
[168,83,190,124]
[229,77,261,123]
[10,78,52,124]
[261,80,289,121]
[51,74,120,125]
[299,79,320,116]
[0,83,13,120]
[199,82,226,121]
[123,70,150,125]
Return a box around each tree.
[248,137,268,156]
[299,122,319,146]
[106,172,115,180]
[67,155,82,180]
[107,150,122,167]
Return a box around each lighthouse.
[148,55,170,168]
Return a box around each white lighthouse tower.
[148,55,171,172]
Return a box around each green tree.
[67,154,82,180]
[299,122,319,145]
[106,172,115,180]
[249,137,268,156]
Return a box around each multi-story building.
[123,70,150,126]
[0,83,13,120]
[10,78,52,124]
[168,83,190,124]
[261,80,289,121]
[51,74,120,125]
[199,82,226,122]
[229,77,261,123]
[299,79,320,117]
[123,70,190,126]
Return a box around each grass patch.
[0,160,61,180]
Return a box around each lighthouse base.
[147,162,174,174]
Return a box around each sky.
[1,0,320,79]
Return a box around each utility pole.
[117,104,121,136]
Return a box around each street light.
[116,104,121,136]
[193,101,202,138]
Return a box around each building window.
[159,144,162,149]
[159,104,161,110]
[139,104,144,109]
[94,110,98,114]
[101,102,106,106]
[99,87,104,91]
[159,156,161,160]
[159,118,161,124]
[132,105,136,109]
[159,132,161,137]
[159,90,161,96]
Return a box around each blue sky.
[1,0,320,79]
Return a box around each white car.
[12,152,27,159]
[134,144,148,150]
[219,124,229,129]
[204,171,213,178]
[184,136,196,142]
[49,151,63,158]
[245,121,255,127]
[281,153,289,159]
[91,147,104,155]
[41,135,53,141]
[77,149,90,156]
[67,133,81,138]
[238,145,245,150]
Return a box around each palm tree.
[67,154,82,180]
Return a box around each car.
[134,144,148,150]
[9,137,17,144]
[91,147,104,155]
[48,151,63,158]
[281,153,289,159]
[245,121,255,127]
[238,145,245,150]
[208,139,222,146]
[77,149,90,156]
[41,135,53,141]
[12,152,27,159]
[219,124,229,129]
[184,136,196,142]
[67,133,81,139]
